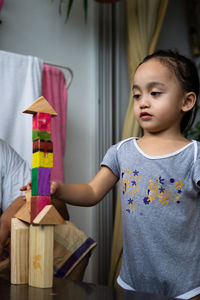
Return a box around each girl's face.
[133,59,186,135]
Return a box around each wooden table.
[0,275,179,300]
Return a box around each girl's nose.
[139,97,150,108]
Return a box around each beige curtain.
[108,0,168,287]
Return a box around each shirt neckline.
[133,138,195,160]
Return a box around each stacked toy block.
[31,112,53,223]
[11,96,66,289]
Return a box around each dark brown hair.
[138,50,200,133]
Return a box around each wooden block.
[32,130,51,141]
[37,167,50,195]
[31,196,51,223]
[32,152,53,168]
[25,189,32,212]
[14,203,31,224]
[33,112,51,132]
[33,205,66,225]
[29,224,54,288]
[23,96,57,117]
[31,168,38,196]
[32,168,51,196]
[11,218,29,284]
[33,139,53,153]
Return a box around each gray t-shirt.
[101,137,200,299]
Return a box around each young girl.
[51,50,200,299]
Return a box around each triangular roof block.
[33,205,66,225]
[14,203,31,224]
[23,96,57,117]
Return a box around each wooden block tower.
[25,96,57,224]
[11,96,66,289]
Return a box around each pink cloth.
[0,0,4,11]
[42,64,67,182]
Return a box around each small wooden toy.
[11,218,29,284]
[11,96,65,288]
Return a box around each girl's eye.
[133,94,141,100]
[151,91,161,97]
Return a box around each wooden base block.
[29,224,54,288]
[11,218,29,284]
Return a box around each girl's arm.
[51,166,118,207]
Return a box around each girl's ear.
[182,92,197,112]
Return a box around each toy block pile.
[26,96,57,224]
[31,113,52,223]
[11,96,66,289]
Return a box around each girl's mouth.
[140,112,152,120]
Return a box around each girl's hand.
[20,181,60,197]
[19,181,32,191]
[50,181,60,196]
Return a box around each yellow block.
[32,152,53,168]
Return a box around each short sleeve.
[101,144,120,178]
[193,158,200,188]
[0,140,31,211]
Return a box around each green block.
[32,168,38,196]
[32,130,51,141]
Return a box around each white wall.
[0,0,98,282]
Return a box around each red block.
[32,112,51,132]
[31,196,51,223]
[33,139,53,153]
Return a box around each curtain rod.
[44,62,73,89]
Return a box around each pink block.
[31,195,51,223]
[32,112,51,132]
[37,196,51,212]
